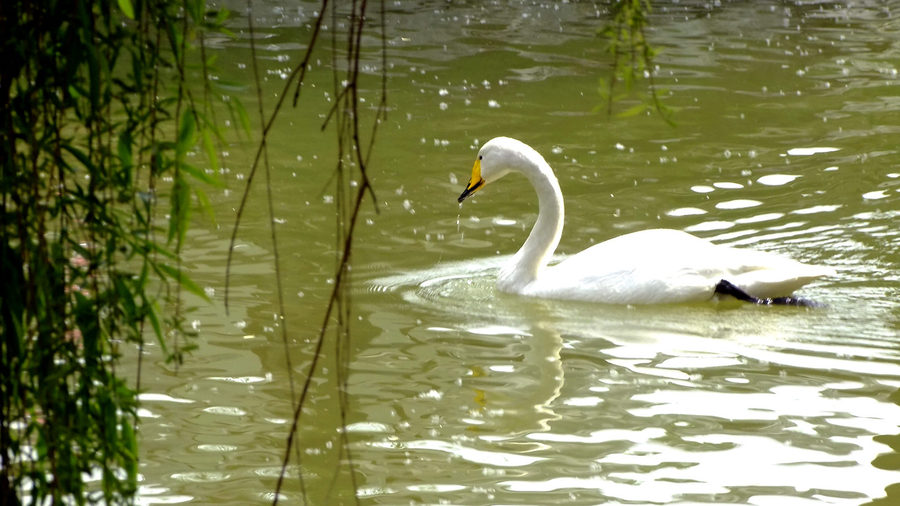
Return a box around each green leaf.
[185,0,203,23]
[117,0,135,19]
[597,77,610,101]
[201,129,220,173]
[113,275,138,322]
[213,79,249,93]
[118,130,133,171]
[232,97,252,133]
[616,103,648,118]
[178,160,222,187]
[145,299,167,354]
[167,175,191,245]
[194,187,216,224]
[176,110,196,156]
[121,420,138,483]
[61,144,96,171]
[156,263,211,302]
[146,240,179,261]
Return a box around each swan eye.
[478,155,483,160]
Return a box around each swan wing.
[713,246,835,298]
[525,229,832,304]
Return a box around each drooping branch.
[599,0,673,124]
[223,0,386,504]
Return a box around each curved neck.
[498,158,564,291]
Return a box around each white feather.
[459,137,834,304]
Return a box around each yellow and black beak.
[457,158,485,203]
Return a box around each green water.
[135,2,900,504]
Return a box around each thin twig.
[292,0,331,107]
[272,178,371,505]
[271,1,385,503]
[224,0,329,312]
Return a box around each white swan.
[457,137,834,305]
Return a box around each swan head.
[458,137,536,203]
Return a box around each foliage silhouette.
[0,0,232,503]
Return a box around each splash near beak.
[457,158,485,203]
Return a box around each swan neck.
[499,157,564,290]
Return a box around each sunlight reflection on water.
[132,1,900,504]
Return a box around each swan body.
[457,137,834,305]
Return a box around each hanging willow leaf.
[201,129,219,173]
[3,0,232,502]
[168,174,191,245]
[179,160,222,187]
[616,103,649,118]
[117,0,135,19]
[176,109,197,157]
[156,262,211,302]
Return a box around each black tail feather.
[714,279,823,307]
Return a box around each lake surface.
[135,1,900,504]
